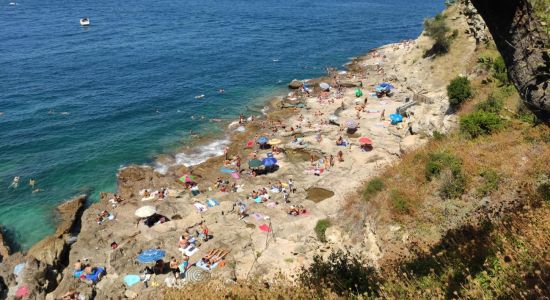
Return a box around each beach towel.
[246,140,254,148]
[367,109,380,113]
[252,212,264,220]
[137,249,166,263]
[87,267,104,283]
[207,199,220,207]
[196,260,220,271]
[124,275,141,287]
[141,195,155,201]
[254,197,263,203]
[13,263,25,276]
[194,203,207,213]
[337,141,348,147]
[179,244,199,256]
[266,202,277,208]
[219,167,236,174]
[270,188,280,193]
[231,172,240,179]
[259,224,272,232]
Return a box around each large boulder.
[27,195,86,266]
[288,79,303,89]
[55,195,86,237]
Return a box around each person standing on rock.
[169,257,180,279]
[201,222,209,241]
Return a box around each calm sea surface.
[0,0,443,249]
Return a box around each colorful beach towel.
[259,224,272,232]
[194,203,208,213]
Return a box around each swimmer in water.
[9,176,20,189]
[218,88,225,94]
[33,189,43,193]
[0,112,4,117]
[29,178,36,189]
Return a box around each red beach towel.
[259,224,272,232]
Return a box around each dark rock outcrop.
[0,226,11,262]
[288,79,303,89]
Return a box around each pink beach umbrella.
[16,286,30,298]
[358,137,372,145]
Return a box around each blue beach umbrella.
[257,136,269,144]
[262,157,278,167]
[136,249,166,263]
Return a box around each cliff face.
[0,195,86,299]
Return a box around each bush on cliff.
[460,111,504,138]
[447,76,473,108]
[314,219,331,242]
[299,250,380,297]
[424,13,452,56]
[363,177,385,202]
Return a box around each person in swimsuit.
[169,257,180,279]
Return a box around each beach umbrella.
[16,286,30,298]
[262,157,278,167]
[248,159,263,168]
[179,175,195,183]
[319,82,330,91]
[136,249,165,264]
[359,137,373,145]
[268,138,281,145]
[135,206,156,218]
[346,120,358,129]
[257,136,269,144]
[186,266,210,283]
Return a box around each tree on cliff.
[469,0,550,120]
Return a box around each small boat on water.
[80,18,90,26]
[194,94,205,99]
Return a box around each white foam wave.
[175,139,229,167]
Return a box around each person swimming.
[9,176,20,188]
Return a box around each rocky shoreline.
[0,3,490,299]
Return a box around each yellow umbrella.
[268,138,282,145]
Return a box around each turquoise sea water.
[0,0,443,250]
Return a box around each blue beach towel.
[219,167,236,174]
[124,275,141,287]
[136,249,166,264]
[207,199,220,207]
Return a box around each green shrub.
[424,13,451,55]
[477,169,501,197]
[363,178,385,201]
[460,111,504,138]
[475,95,503,113]
[447,76,473,108]
[299,250,380,297]
[538,182,550,202]
[492,56,510,86]
[425,152,462,180]
[440,170,467,199]
[433,131,446,140]
[314,219,331,242]
[390,189,409,213]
